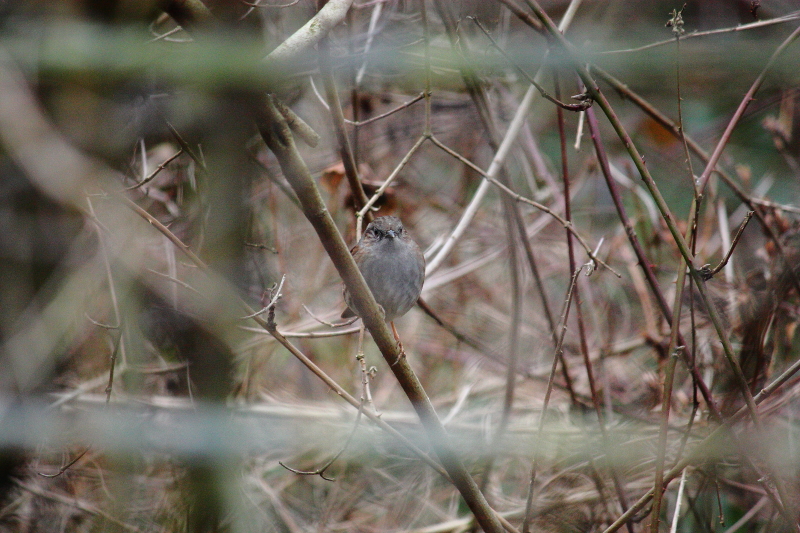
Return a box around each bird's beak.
[387,230,397,239]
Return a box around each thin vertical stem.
[347,8,360,164]
[674,26,696,196]
[317,17,371,220]
[650,260,689,532]
[557,71,633,533]
[523,265,584,533]
[420,0,432,136]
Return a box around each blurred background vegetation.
[1,0,800,531]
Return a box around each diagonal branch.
[256,96,507,533]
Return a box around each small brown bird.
[342,216,425,346]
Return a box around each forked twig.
[470,17,592,112]
[279,403,364,482]
[699,211,754,281]
[241,275,286,320]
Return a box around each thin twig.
[347,92,425,127]
[697,23,800,194]
[668,469,688,533]
[37,448,92,479]
[596,10,800,55]
[357,135,426,219]
[354,0,382,85]
[241,275,286,319]
[523,263,585,533]
[699,211,754,281]
[470,17,591,112]
[670,6,697,199]
[242,324,362,338]
[124,149,183,190]
[279,402,364,482]
[242,0,300,8]
[301,304,358,328]
[85,313,119,330]
[318,33,372,219]
[166,122,205,169]
[145,268,204,296]
[429,135,619,277]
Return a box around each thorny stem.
[124,149,183,190]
